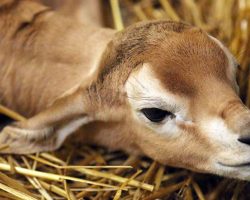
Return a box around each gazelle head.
[86,21,250,180]
[1,3,248,180]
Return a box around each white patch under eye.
[125,63,191,136]
[126,64,187,114]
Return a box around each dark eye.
[141,108,173,123]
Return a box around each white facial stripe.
[125,63,192,136]
[126,64,189,115]
[201,118,250,164]
[202,118,238,147]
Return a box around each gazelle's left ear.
[0,90,92,154]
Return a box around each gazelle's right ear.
[0,89,93,154]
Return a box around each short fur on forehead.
[94,20,228,98]
[150,29,229,97]
[97,20,192,83]
[88,21,196,106]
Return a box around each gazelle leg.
[0,91,91,154]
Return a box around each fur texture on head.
[1,0,250,182]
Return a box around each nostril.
[238,136,250,145]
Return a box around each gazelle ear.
[0,89,93,154]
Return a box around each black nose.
[238,136,250,145]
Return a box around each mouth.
[214,161,250,181]
[218,161,250,168]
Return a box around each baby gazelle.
[1,0,250,181]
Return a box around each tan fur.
[0,0,250,180]
[0,0,114,116]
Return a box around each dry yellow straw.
[27,153,154,191]
[113,170,142,200]
[192,181,206,200]
[40,181,68,198]
[0,104,26,121]
[76,168,154,191]
[28,154,132,169]
[154,165,165,190]
[0,162,122,189]
[110,0,124,30]
[0,182,38,200]
[20,156,54,200]
[159,0,180,21]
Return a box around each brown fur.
[0,0,114,116]
[0,0,249,180]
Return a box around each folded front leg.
[0,90,92,154]
[0,124,56,154]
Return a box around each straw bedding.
[0,0,250,199]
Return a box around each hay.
[0,0,250,199]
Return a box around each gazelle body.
[0,0,250,181]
